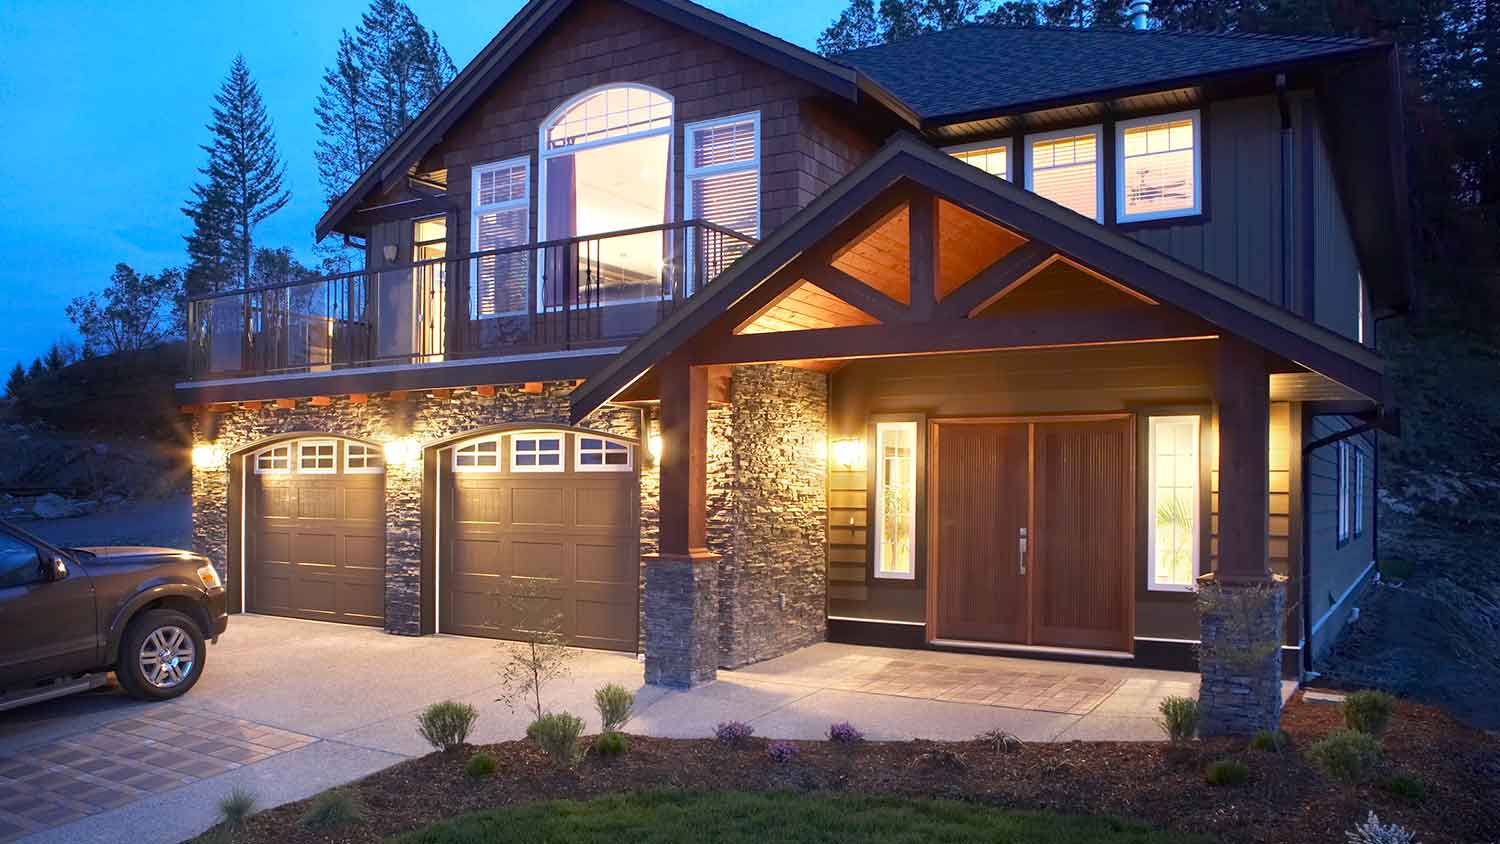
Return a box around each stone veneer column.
[383,458,424,636]
[643,555,720,687]
[1197,575,1287,735]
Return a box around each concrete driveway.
[1,615,1204,844]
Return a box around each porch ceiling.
[570,134,1384,423]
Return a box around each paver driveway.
[0,615,1210,844]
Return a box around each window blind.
[1029,132,1099,221]
[1121,116,1196,218]
[471,159,530,316]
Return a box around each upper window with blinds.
[1026,127,1102,223]
[685,112,759,289]
[1116,110,1201,222]
[470,157,530,317]
[948,142,1009,181]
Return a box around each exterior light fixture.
[831,437,865,471]
[647,432,663,464]
[382,244,399,263]
[191,444,227,471]
[384,437,422,468]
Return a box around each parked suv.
[0,520,227,711]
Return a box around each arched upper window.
[538,85,674,309]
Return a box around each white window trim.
[1147,415,1201,592]
[684,110,762,228]
[537,84,675,312]
[1353,446,1367,538]
[1336,440,1352,545]
[452,436,503,473]
[296,439,339,475]
[344,442,386,475]
[945,139,1012,182]
[252,443,292,476]
[1024,124,1104,224]
[509,431,565,473]
[469,156,532,319]
[574,433,635,473]
[1114,109,1202,223]
[873,421,917,581]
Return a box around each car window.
[0,533,43,588]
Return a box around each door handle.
[1018,527,1028,575]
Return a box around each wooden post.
[656,355,710,558]
[908,192,937,320]
[1214,335,1271,581]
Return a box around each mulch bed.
[214,694,1500,844]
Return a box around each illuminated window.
[1148,415,1200,591]
[1117,110,1200,222]
[1337,441,1352,546]
[511,432,563,472]
[874,421,917,580]
[1026,127,1102,222]
[1354,447,1367,538]
[470,157,530,317]
[948,142,1009,181]
[298,440,337,474]
[454,437,501,472]
[345,443,385,474]
[685,112,759,288]
[576,435,633,472]
[254,444,291,475]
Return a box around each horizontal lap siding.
[1306,414,1376,663]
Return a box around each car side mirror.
[48,556,69,581]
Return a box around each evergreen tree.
[5,363,25,399]
[26,359,43,380]
[184,55,290,292]
[43,343,66,372]
[315,0,456,201]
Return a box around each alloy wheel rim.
[138,626,196,689]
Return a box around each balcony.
[185,221,754,381]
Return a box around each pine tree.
[4,363,25,399]
[26,359,44,380]
[43,343,66,372]
[315,0,456,201]
[184,55,290,292]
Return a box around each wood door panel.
[1031,419,1134,651]
[932,422,1029,643]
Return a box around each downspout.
[1276,74,1295,312]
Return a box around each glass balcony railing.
[186,220,755,379]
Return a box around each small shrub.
[977,728,1024,753]
[417,700,479,752]
[715,720,755,746]
[594,683,635,733]
[828,721,864,744]
[527,712,584,767]
[1204,758,1250,786]
[1249,729,1291,752]
[766,740,800,763]
[1380,772,1427,802]
[1344,690,1396,736]
[298,788,364,830]
[595,731,628,758]
[216,786,258,827]
[1344,811,1419,844]
[464,752,497,778]
[1306,728,1383,783]
[1377,558,1414,581]
[1156,696,1200,743]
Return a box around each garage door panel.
[260,485,295,519]
[343,535,385,570]
[292,533,337,566]
[511,540,565,579]
[454,488,504,526]
[297,488,339,520]
[511,487,567,528]
[576,542,633,586]
[340,582,385,622]
[345,488,383,522]
[575,486,632,529]
[512,593,566,634]
[574,598,635,647]
[453,538,507,577]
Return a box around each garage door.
[442,430,638,651]
[246,438,386,626]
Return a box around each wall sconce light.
[831,437,865,471]
[384,437,422,469]
[647,432,663,464]
[191,443,227,472]
[382,244,399,263]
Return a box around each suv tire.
[116,609,206,701]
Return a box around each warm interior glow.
[831,437,865,471]
[647,432,663,463]
[384,438,422,469]
[191,444,226,471]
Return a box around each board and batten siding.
[1305,413,1376,663]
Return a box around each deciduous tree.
[66,264,180,356]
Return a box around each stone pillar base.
[644,552,721,688]
[1197,574,1287,736]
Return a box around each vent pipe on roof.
[1127,0,1151,29]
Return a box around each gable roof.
[834,25,1386,123]
[315,0,909,241]
[569,133,1384,423]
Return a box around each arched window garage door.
[440,429,639,652]
[242,437,386,626]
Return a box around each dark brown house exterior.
[180,0,1405,733]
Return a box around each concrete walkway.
[2,615,1204,844]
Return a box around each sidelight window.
[873,421,917,580]
[1148,415,1200,591]
[1354,447,1366,538]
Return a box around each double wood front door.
[930,416,1134,653]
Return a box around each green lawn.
[391,791,1210,843]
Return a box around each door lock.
[1018,527,1028,575]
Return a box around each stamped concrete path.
[1,615,1212,844]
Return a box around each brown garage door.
[247,438,386,626]
[442,431,638,651]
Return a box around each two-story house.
[179,0,1407,731]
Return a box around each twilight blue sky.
[0,0,843,367]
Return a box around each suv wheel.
[116,609,206,701]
